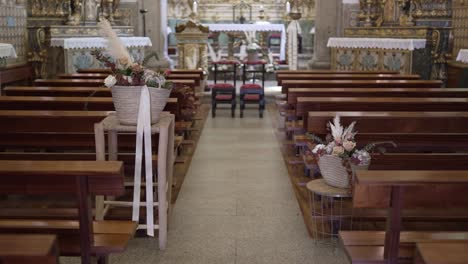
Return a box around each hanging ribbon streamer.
[132,85,155,236]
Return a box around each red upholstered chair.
[211,60,239,118]
[240,61,266,118]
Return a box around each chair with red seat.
[210,60,238,118]
[240,61,266,118]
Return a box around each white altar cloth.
[204,23,286,61]
[327,37,426,51]
[456,49,468,63]
[50,37,152,50]
[0,43,17,59]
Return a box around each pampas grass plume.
[98,19,133,64]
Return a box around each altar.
[0,43,17,68]
[49,37,152,75]
[204,23,286,61]
[328,37,430,78]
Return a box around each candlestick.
[286,1,291,13]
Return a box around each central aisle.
[112,109,348,264]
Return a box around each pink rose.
[332,146,344,156]
[343,140,356,152]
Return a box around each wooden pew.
[0,234,59,264]
[77,68,204,79]
[57,73,108,79]
[166,73,201,87]
[287,88,468,105]
[276,70,400,76]
[34,78,196,90]
[0,160,137,264]
[296,97,468,130]
[4,86,111,97]
[281,80,442,93]
[77,68,112,74]
[170,69,204,79]
[340,170,468,264]
[277,74,420,85]
[35,79,104,87]
[414,242,468,264]
[0,96,180,117]
[306,111,468,152]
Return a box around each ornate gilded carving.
[175,20,209,34]
[27,27,49,78]
[452,0,468,56]
[357,0,452,27]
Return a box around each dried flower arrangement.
[309,115,396,166]
[92,19,172,90]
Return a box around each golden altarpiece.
[26,0,144,77]
[332,0,452,81]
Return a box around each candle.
[259,5,264,11]
[286,1,291,13]
[193,1,198,14]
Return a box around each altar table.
[204,23,286,61]
[457,49,468,64]
[0,43,17,68]
[49,37,152,74]
[327,37,430,78]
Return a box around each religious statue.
[99,0,119,24]
[66,0,82,25]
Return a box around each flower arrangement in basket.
[92,19,172,126]
[308,115,396,189]
[244,30,262,62]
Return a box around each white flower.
[312,144,325,154]
[104,75,117,88]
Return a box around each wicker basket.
[317,155,350,189]
[111,85,171,126]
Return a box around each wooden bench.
[0,96,180,117]
[77,68,112,74]
[166,73,201,87]
[0,234,59,264]
[296,97,468,130]
[57,73,108,79]
[281,80,442,93]
[0,110,160,174]
[277,74,420,85]
[414,242,468,264]
[305,111,468,152]
[34,79,105,87]
[276,70,400,76]
[4,86,111,97]
[340,170,468,264]
[0,160,137,264]
[287,88,468,105]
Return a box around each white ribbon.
[132,85,155,236]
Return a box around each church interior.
[1,0,468,263]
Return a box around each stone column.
[143,0,172,68]
[308,0,342,69]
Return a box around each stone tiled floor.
[63,107,348,264]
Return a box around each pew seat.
[0,234,58,264]
[0,220,137,256]
[340,231,468,264]
[415,242,468,264]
